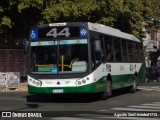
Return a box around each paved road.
[0,82,160,120]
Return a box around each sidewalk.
[16,81,28,91]
[0,81,28,92]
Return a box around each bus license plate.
[53,89,63,93]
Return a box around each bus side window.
[90,37,103,68]
[128,41,134,62]
[106,50,113,61]
[94,39,104,62]
[134,44,139,62]
[132,43,137,62]
[104,36,114,62]
[90,37,96,68]
[99,34,105,62]
[114,38,122,62]
[138,44,143,62]
[122,40,128,62]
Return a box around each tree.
[43,0,99,22]
[142,0,160,31]
[0,0,160,47]
[113,0,145,35]
[0,0,44,48]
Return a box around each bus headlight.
[76,79,87,86]
[36,81,41,87]
[28,78,42,87]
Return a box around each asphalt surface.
[0,81,160,120]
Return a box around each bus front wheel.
[100,80,112,100]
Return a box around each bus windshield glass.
[30,39,88,74]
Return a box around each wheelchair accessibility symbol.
[30,29,38,40]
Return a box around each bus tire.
[129,76,137,93]
[101,80,112,100]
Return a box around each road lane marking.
[52,102,160,120]
[101,117,160,120]
[111,107,160,111]
[151,87,160,88]
[141,103,160,106]
[128,105,160,109]
[153,102,160,104]
[138,86,160,91]
[51,117,93,120]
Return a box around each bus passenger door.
[91,38,104,69]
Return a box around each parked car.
[146,67,160,82]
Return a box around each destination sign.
[31,26,88,40]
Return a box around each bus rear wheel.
[100,80,112,100]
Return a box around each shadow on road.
[26,94,100,103]
[7,103,41,111]
[112,87,141,98]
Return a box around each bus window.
[122,40,128,62]
[99,34,105,62]
[30,39,88,74]
[59,44,72,64]
[128,41,134,62]
[114,38,122,62]
[59,40,88,72]
[90,37,102,68]
[138,44,143,62]
[104,36,114,62]
[132,42,137,62]
[94,38,105,62]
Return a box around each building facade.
[143,28,160,67]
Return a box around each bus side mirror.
[24,41,29,54]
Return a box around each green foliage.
[0,0,160,44]
[43,0,99,22]
[1,16,12,28]
[18,0,43,12]
[142,0,160,30]
[0,6,4,13]
[120,0,144,35]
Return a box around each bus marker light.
[29,79,32,82]
[82,79,86,84]
[78,81,81,85]
[36,82,40,87]
[32,80,35,84]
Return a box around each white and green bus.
[28,22,146,99]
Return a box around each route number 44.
[46,27,70,38]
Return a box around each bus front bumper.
[28,82,105,94]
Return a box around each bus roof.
[88,22,140,42]
[35,22,140,42]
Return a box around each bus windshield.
[30,39,88,74]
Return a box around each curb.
[15,88,28,91]
[0,82,28,92]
